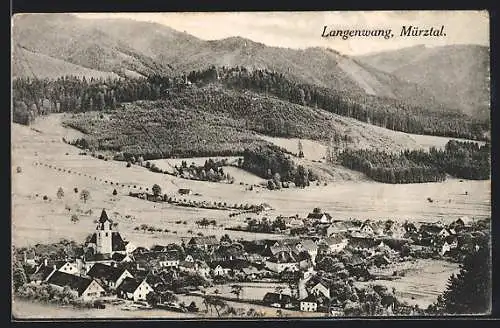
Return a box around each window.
[105,232,108,237]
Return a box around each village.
[13,202,489,317]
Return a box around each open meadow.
[11,114,490,249]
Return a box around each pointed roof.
[99,209,110,223]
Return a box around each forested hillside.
[339,140,490,183]
[12,67,489,140]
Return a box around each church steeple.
[97,209,113,231]
[96,209,113,254]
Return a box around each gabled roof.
[301,293,319,303]
[307,213,332,220]
[268,250,299,263]
[87,263,130,282]
[30,265,55,281]
[47,271,96,295]
[117,277,143,293]
[263,292,293,304]
[188,236,219,246]
[112,253,128,262]
[321,235,346,245]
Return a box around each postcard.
[11,11,491,319]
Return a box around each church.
[85,209,135,259]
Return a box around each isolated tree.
[220,234,232,244]
[56,187,64,199]
[74,187,78,194]
[16,166,22,173]
[112,189,118,196]
[231,285,243,300]
[80,189,90,203]
[298,140,304,158]
[71,214,79,223]
[152,184,162,197]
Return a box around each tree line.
[338,140,490,183]
[186,66,489,141]
[12,68,489,142]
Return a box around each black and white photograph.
[11,11,491,319]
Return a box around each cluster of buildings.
[21,207,484,314]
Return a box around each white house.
[184,255,194,262]
[117,278,154,302]
[47,271,105,300]
[55,261,80,275]
[310,282,330,299]
[320,236,349,253]
[265,251,300,273]
[158,254,180,268]
[212,264,232,276]
[440,237,459,255]
[300,294,318,312]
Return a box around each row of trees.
[338,140,490,183]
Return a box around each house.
[419,224,444,238]
[158,253,180,268]
[117,277,154,302]
[111,252,134,263]
[265,251,299,273]
[319,235,349,254]
[306,211,332,224]
[295,240,318,262]
[240,266,261,280]
[440,236,459,255]
[82,253,115,273]
[184,255,194,262]
[30,265,57,284]
[300,294,318,312]
[178,188,192,195]
[86,209,129,256]
[47,271,105,300]
[22,250,38,267]
[326,221,356,236]
[263,292,294,309]
[196,261,211,278]
[438,228,456,238]
[310,282,331,299]
[212,264,232,277]
[456,216,473,227]
[359,220,382,236]
[187,236,219,251]
[86,263,133,289]
[30,259,81,284]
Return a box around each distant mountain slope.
[12,13,449,113]
[357,45,490,118]
[12,13,172,78]
[12,47,121,80]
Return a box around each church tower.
[95,209,113,254]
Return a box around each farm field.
[12,114,491,250]
[356,259,461,309]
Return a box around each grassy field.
[356,259,460,309]
[12,114,491,250]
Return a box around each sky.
[75,11,489,55]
